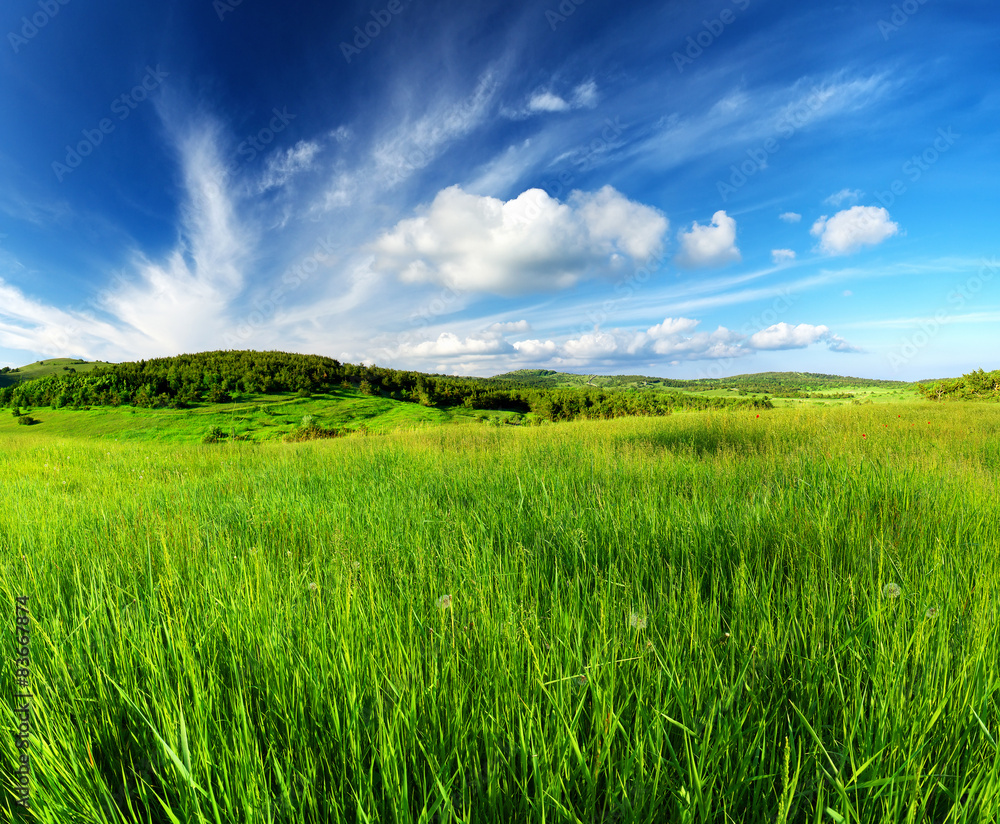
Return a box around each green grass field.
[2,401,999,822]
[0,389,523,445]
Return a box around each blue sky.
[0,0,996,380]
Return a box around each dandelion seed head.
[883,582,901,599]
[629,611,647,630]
[308,582,318,591]
[437,594,453,610]
[925,606,940,619]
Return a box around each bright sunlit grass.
[1,402,998,822]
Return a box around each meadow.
[1,401,999,822]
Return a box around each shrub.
[203,425,225,444]
[17,416,37,426]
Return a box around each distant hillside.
[490,369,914,394]
[489,369,697,390]
[0,358,113,388]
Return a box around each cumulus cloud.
[512,338,558,358]
[396,331,511,358]
[771,249,796,263]
[824,188,863,207]
[748,322,859,352]
[674,210,741,269]
[779,212,802,223]
[371,184,668,295]
[385,313,860,370]
[810,205,898,255]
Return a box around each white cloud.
[571,80,598,108]
[370,70,499,188]
[371,184,668,295]
[748,322,859,352]
[488,320,531,333]
[779,212,801,223]
[811,206,898,255]
[771,249,796,264]
[0,119,253,360]
[258,140,320,192]
[397,331,511,358]
[824,188,863,207]
[517,81,599,117]
[512,338,558,358]
[675,210,741,269]
[528,91,571,113]
[378,312,860,371]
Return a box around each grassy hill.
[0,357,113,388]
[0,387,523,444]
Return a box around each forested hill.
[0,350,772,423]
[491,369,914,394]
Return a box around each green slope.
[0,357,113,388]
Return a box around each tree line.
[0,350,772,422]
[917,368,1000,401]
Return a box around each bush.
[203,425,225,444]
[17,416,37,426]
